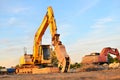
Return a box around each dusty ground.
[0,69,120,80]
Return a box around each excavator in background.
[16,6,70,74]
[81,47,120,64]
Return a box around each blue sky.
[0,0,120,67]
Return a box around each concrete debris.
[109,62,120,69]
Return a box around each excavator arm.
[99,47,120,63]
[33,6,70,72]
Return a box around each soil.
[0,69,120,80]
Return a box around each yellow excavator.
[16,6,70,74]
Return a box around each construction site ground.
[0,69,120,80]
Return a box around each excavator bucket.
[55,44,70,72]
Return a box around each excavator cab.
[40,45,51,60]
[38,45,51,64]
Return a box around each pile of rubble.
[109,62,120,69]
[75,62,120,72]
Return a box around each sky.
[0,0,120,67]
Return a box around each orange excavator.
[81,47,120,64]
[16,6,70,74]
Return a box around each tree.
[0,66,5,69]
[15,64,20,68]
[0,66,2,69]
[113,58,119,63]
[108,54,119,64]
[51,50,58,67]
[70,62,81,69]
[108,54,114,63]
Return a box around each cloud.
[0,37,33,67]
[8,17,16,25]
[89,17,114,35]
[78,0,100,15]
[0,17,17,28]
[97,17,113,24]
[11,7,29,14]
[0,59,18,68]
[58,24,73,38]
[0,0,29,14]
[91,17,113,29]
[41,28,51,44]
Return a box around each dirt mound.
[76,64,109,72]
